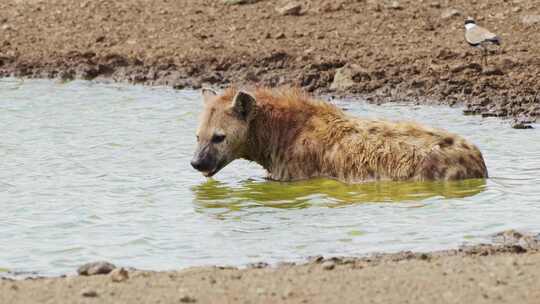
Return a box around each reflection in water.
[192,178,487,211]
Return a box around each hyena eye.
[211,134,226,144]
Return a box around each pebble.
[440,8,461,19]
[521,15,540,25]
[223,0,260,5]
[179,295,197,303]
[482,68,504,76]
[110,267,129,282]
[511,122,533,129]
[77,261,116,276]
[388,1,402,10]
[275,32,286,39]
[308,255,324,263]
[276,2,302,16]
[247,262,269,269]
[81,289,98,298]
[322,260,336,270]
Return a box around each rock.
[322,260,335,270]
[276,2,302,16]
[482,67,504,76]
[308,255,324,263]
[521,15,540,25]
[388,1,402,10]
[317,1,344,13]
[493,230,540,248]
[247,262,269,269]
[440,8,461,19]
[77,261,116,276]
[331,64,370,91]
[110,267,129,282]
[450,63,482,74]
[512,123,533,129]
[1,24,14,31]
[179,295,197,303]
[81,289,98,298]
[275,32,286,39]
[223,0,260,5]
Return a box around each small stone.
[223,0,260,5]
[275,32,286,39]
[330,64,369,91]
[179,295,197,303]
[276,2,303,16]
[521,15,540,25]
[388,1,402,10]
[482,68,504,76]
[247,262,269,269]
[308,255,324,263]
[450,63,482,74]
[81,289,98,298]
[77,261,116,276]
[110,267,129,282]
[1,24,13,31]
[322,260,335,270]
[512,123,533,129]
[440,8,461,19]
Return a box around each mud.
[1,0,539,124]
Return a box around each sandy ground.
[2,231,540,304]
[2,245,540,304]
[1,0,539,124]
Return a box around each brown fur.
[193,87,488,183]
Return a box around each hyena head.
[191,88,256,177]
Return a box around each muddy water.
[1,78,539,276]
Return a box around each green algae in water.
[348,230,366,237]
[192,178,487,212]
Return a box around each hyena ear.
[231,91,255,121]
[201,88,217,104]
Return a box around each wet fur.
[199,87,488,183]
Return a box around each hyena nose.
[191,159,203,171]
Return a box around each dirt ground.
[2,237,540,304]
[1,0,539,125]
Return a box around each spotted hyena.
[191,87,488,183]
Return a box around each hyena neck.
[244,104,311,179]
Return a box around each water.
[1,78,539,277]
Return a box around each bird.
[464,17,501,67]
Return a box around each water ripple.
[1,78,539,277]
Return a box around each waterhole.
[1,78,539,276]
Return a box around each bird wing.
[466,26,501,45]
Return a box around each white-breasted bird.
[464,17,501,66]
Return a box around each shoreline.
[1,0,539,125]
[2,230,540,303]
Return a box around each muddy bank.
[1,0,539,124]
[2,230,540,304]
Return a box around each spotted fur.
[193,87,488,182]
